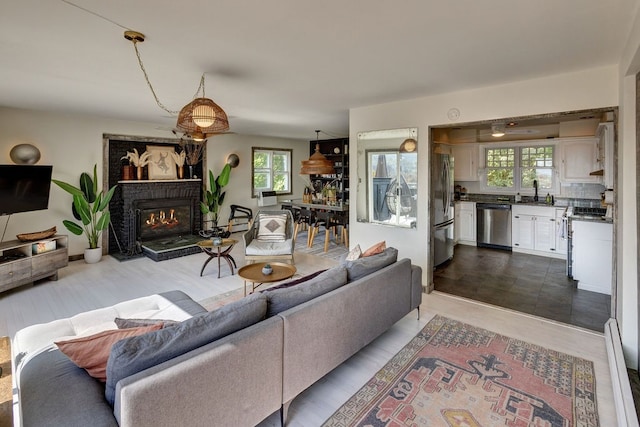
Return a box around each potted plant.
[200,164,231,237]
[52,164,117,264]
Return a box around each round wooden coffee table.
[237,262,297,296]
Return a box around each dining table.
[281,199,349,250]
[280,199,349,212]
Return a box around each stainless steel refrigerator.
[432,151,454,266]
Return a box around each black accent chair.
[227,205,253,233]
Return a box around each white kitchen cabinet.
[452,144,479,181]
[455,201,476,245]
[512,205,564,258]
[512,213,535,250]
[596,122,614,189]
[572,220,612,295]
[554,208,568,255]
[559,138,599,183]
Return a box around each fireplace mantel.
[118,179,201,184]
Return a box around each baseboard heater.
[604,318,639,426]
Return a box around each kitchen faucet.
[533,180,539,202]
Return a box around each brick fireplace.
[104,134,206,261]
[109,180,203,261]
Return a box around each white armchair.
[243,210,295,264]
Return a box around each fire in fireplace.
[135,198,194,242]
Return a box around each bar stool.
[294,208,315,246]
[309,210,333,252]
[330,211,349,248]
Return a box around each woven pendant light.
[176,97,229,136]
[300,131,335,175]
[399,138,417,153]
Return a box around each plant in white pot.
[52,165,117,264]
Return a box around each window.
[486,148,515,189]
[251,147,292,197]
[520,146,554,190]
[483,144,555,193]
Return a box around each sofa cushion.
[343,247,398,281]
[256,213,288,242]
[105,292,267,405]
[362,240,386,257]
[246,238,293,256]
[345,244,362,261]
[20,349,119,427]
[262,269,327,292]
[115,317,179,329]
[265,266,348,317]
[55,323,163,381]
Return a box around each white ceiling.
[0,1,636,140]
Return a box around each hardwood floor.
[434,244,611,332]
[0,235,617,425]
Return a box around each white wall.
[616,4,640,368]
[0,107,308,255]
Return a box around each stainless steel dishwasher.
[476,203,512,250]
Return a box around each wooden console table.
[0,235,69,294]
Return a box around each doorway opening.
[429,107,618,332]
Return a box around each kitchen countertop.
[455,194,613,223]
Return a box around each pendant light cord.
[130,41,179,116]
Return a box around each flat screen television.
[0,165,53,216]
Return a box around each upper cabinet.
[452,144,479,181]
[558,138,599,183]
[596,122,614,189]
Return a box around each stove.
[571,206,607,219]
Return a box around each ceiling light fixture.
[491,123,506,137]
[300,130,336,175]
[399,138,417,153]
[124,30,229,140]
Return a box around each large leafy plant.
[52,165,117,249]
[200,164,231,229]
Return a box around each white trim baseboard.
[605,318,639,427]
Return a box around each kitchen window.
[482,144,556,193]
[251,147,292,197]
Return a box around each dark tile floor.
[433,245,611,332]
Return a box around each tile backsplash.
[559,183,605,199]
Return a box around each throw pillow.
[362,241,386,257]
[345,244,362,261]
[55,323,163,382]
[114,317,179,329]
[343,247,398,281]
[256,213,287,242]
[265,266,348,317]
[105,292,267,405]
[261,269,328,292]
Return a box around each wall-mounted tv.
[0,165,53,216]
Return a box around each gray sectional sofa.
[12,248,422,426]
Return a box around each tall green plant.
[200,164,231,228]
[52,165,117,249]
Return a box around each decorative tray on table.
[16,226,57,242]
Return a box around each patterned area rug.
[0,337,12,427]
[323,315,599,427]
[294,229,348,261]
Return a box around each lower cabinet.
[512,205,564,259]
[454,202,476,245]
[572,220,612,295]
